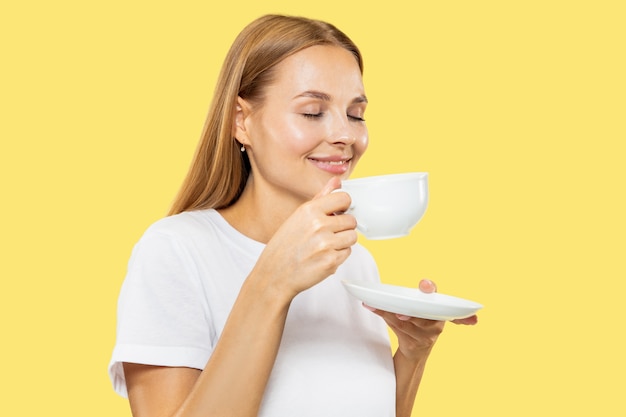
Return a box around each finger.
[363,305,444,328]
[451,315,478,325]
[373,310,445,339]
[310,177,352,215]
[314,190,352,216]
[362,303,377,312]
[313,176,342,199]
[363,306,412,325]
[418,279,437,293]
[332,228,358,250]
[329,212,357,232]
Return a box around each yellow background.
[1,0,624,415]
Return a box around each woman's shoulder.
[138,208,258,253]
[140,209,220,242]
[126,210,229,266]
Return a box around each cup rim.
[342,172,428,185]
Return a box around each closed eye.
[348,115,366,122]
[303,113,324,119]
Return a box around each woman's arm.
[393,349,429,416]
[122,180,357,417]
[124,276,292,417]
[391,320,442,417]
[366,279,478,417]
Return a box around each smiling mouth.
[308,157,352,174]
[308,158,351,164]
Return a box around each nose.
[333,132,356,146]
[328,114,357,146]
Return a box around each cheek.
[276,119,325,152]
[355,131,369,156]
[256,115,307,151]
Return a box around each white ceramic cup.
[335,172,428,240]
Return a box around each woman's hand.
[365,279,478,360]
[367,279,478,417]
[251,177,357,301]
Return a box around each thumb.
[418,279,438,294]
[313,176,342,199]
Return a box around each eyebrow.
[294,90,368,104]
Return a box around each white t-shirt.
[109,209,395,416]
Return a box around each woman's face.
[236,45,368,204]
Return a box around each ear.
[233,96,253,146]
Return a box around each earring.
[240,145,246,152]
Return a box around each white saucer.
[342,280,482,321]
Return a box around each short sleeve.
[108,228,215,398]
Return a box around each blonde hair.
[168,14,363,215]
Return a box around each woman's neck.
[218,177,304,244]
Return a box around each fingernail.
[397,314,411,321]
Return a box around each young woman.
[109,14,476,417]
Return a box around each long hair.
[168,14,363,215]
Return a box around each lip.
[307,155,352,175]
